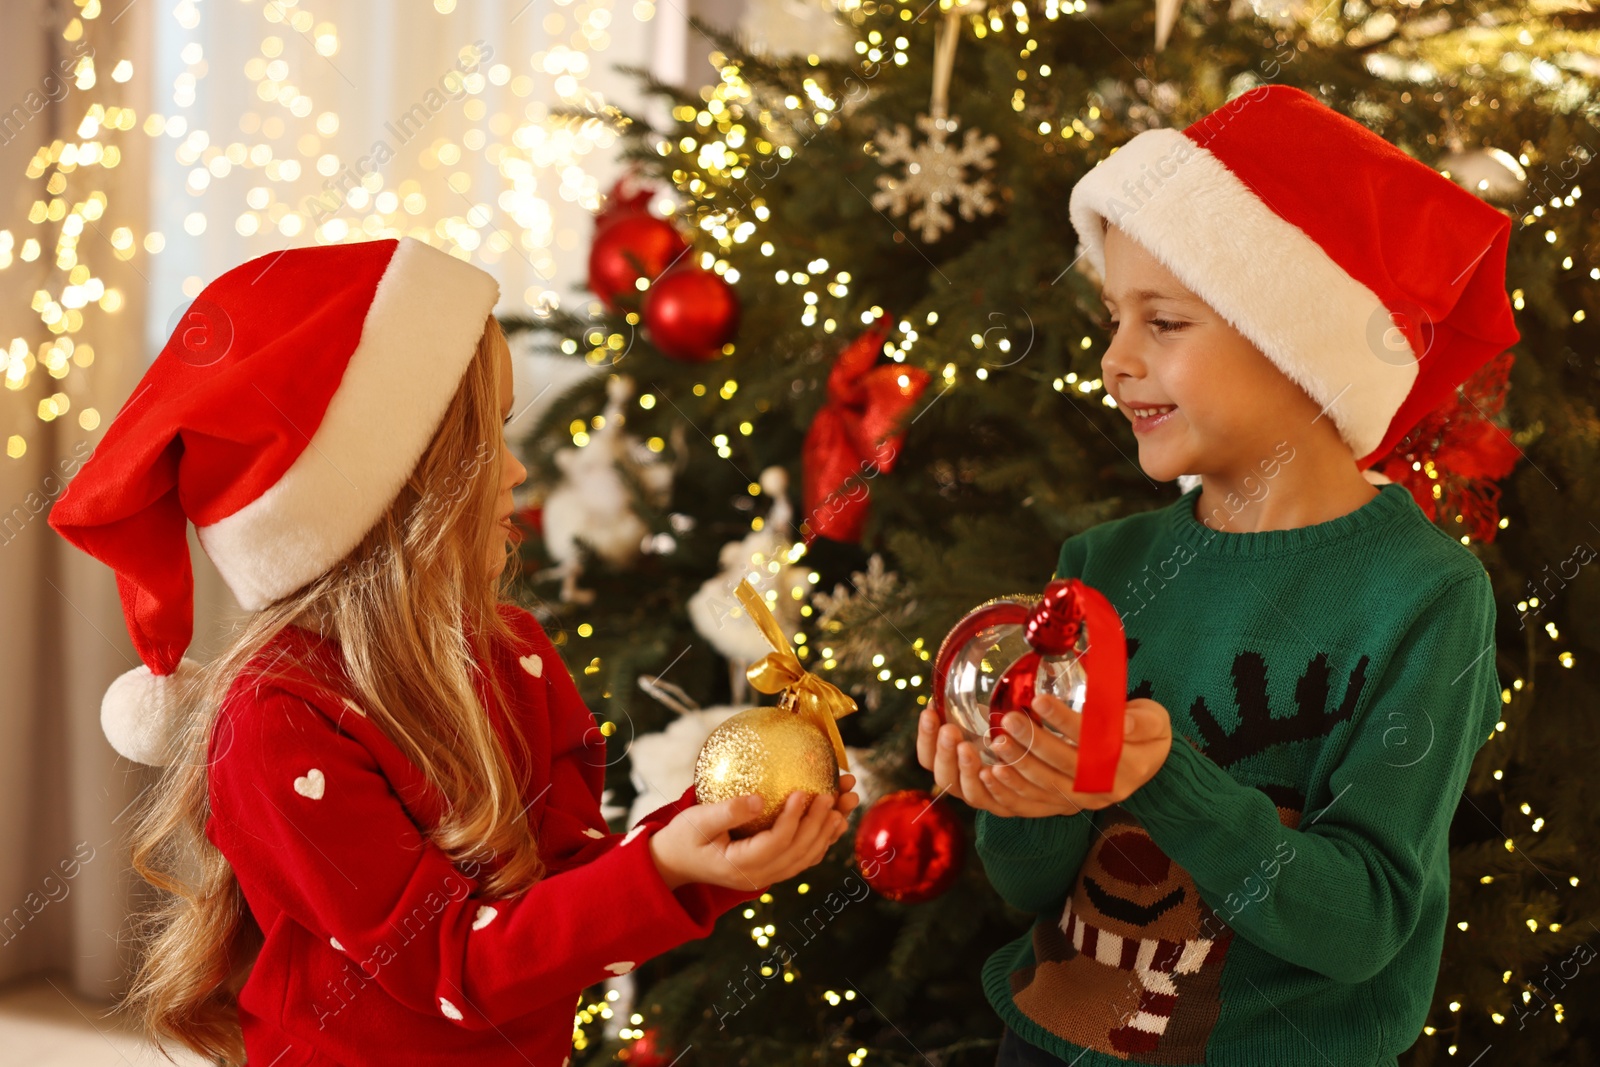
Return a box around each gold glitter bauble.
[693,705,840,838]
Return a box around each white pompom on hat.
[49,237,500,765]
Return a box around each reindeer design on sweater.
[1005,638,1370,1062]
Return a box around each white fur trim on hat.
[102,657,204,766]
[195,238,500,611]
[1068,128,1417,460]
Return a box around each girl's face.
[1098,223,1327,483]
[488,336,528,579]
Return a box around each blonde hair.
[121,313,544,1065]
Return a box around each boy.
[918,85,1518,1066]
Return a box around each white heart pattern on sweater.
[472,905,498,930]
[329,937,344,952]
[621,824,646,847]
[519,653,543,677]
[604,961,635,976]
[583,827,605,839]
[293,769,325,800]
[439,997,463,1021]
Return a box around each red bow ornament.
[1372,350,1520,543]
[801,318,931,543]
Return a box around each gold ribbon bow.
[734,578,857,773]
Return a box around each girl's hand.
[916,698,1171,817]
[649,774,862,891]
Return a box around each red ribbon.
[1372,350,1519,543]
[989,579,1127,794]
[801,318,932,543]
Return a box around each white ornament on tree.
[539,375,673,603]
[686,467,812,703]
[737,0,854,62]
[1435,109,1527,204]
[872,115,1000,243]
[1438,146,1527,203]
[627,675,747,829]
[870,6,999,243]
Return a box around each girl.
[47,236,858,1066]
[917,86,1517,1066]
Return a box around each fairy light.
[8,1,667,455]
[2,6,131,448]
[643,48,923,336]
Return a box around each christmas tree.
[505,0,1600,1063]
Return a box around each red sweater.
[205,603,758,1066]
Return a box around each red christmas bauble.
[594,170,657,234]
[854,789,964,903]
[641,266,741,362]
[588,215,689,313]
[622,1027,672,1067]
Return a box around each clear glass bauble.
[941,623,1089,765]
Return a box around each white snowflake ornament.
[871,113,999,243]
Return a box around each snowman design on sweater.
[1005,637,1368,1062]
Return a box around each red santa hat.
[1067,84,1520,477]
[48,236,500,765]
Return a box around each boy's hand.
[649,775,861,890]
[916,698,1171,817]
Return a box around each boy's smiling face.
[1098,222,1331,484]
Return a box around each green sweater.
[976,482,1501,1067]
